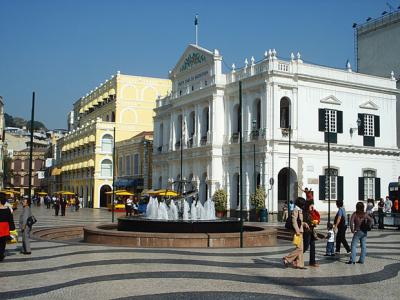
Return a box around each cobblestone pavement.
[0,206,399,299]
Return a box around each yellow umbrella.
[0,189,21,195]
[116,191,134,196]
[155,189,179,197]
[37,192,48,196]
[61,191,75,195]
[105,189,127,195]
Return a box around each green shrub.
[212,189,227,211]
[250,188,266,211]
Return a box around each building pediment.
[170,44,215,78]
[359,100,379,110]
[320,95,341,105]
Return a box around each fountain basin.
[83,223,277,248]
[118,216,241,233]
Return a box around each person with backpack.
[333,200,351,254]
[0,194,16,261]
[347,201,374,264]
[282,197,307,269]
[19,197,32,255]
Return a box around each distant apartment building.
[355,9,400,145]
[115,131,153,193]
[56,72,170,208]
[6,148,46,196]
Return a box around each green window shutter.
[319,175,326,200]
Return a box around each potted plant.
[212,189,227,217]
[250,188,268,222]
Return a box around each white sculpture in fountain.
[145,196,216,220]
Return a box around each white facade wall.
[153,44,399,213]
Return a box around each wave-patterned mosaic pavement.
[0,206,399,299]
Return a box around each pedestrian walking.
[282,202,288,222]
[366,199,377,226]
[303,200,319,267]
[54,196,60,216]
[282,197,306,269]
[384,196,392,214]
[333,200,351,254]
[324,223,335,256]
[377,198,384,229]
[75,197,80,211]
[60,197,67,216]
[347,202,373,264]
[19,197,32,255]
[0,195,16,261]
[125,197,133,217]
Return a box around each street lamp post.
[239,81,243,248]
[287,125,291,214]
[252,119,257,194]
[112,126,116,223]
[327,125,331,225]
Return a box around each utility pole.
[28,92,35,203]
[239,81,243,248]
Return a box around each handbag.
[27,215,37,228]
[292,234,301,247]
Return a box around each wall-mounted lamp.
[349,117,362,135]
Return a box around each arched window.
[200,107,209,145]
[111,111,115,122]
[101,159,113,177]
[158,176,162,189]
[253,98,261,130]
[106,115,110,122]
[159,123,164,151]
[188,111,195,147]
[175,115,182,148]
[232,104,240,133]
[101,134,113,153]
[280,97,291,128]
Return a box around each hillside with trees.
[4,113,47,131]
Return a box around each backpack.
[360,217,372,233]
[27,215,37,228]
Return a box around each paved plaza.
[0,206,399,299]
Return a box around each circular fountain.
[84,197,277,248]
[118,197,241,233]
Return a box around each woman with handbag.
[282,197,307,269]
[0,195,16,261]
[19,197,32,255]
[347,202,374,264]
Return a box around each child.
[324,223,335,256]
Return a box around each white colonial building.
[153,44,399,214]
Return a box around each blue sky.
[0,0,395,129]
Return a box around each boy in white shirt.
[324,223,335,256]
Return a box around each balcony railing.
[251,130,259,141]
[231,132,239,143]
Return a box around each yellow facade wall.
[57,73,171,208]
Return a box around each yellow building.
[56,73,170,208]
[115,131,153,193]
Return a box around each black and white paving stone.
[0,206,399,299]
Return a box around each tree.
[26,120,47,131]
[4,113,16,127]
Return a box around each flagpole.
[195,14,198,45]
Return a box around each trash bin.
[259,208,268,222]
